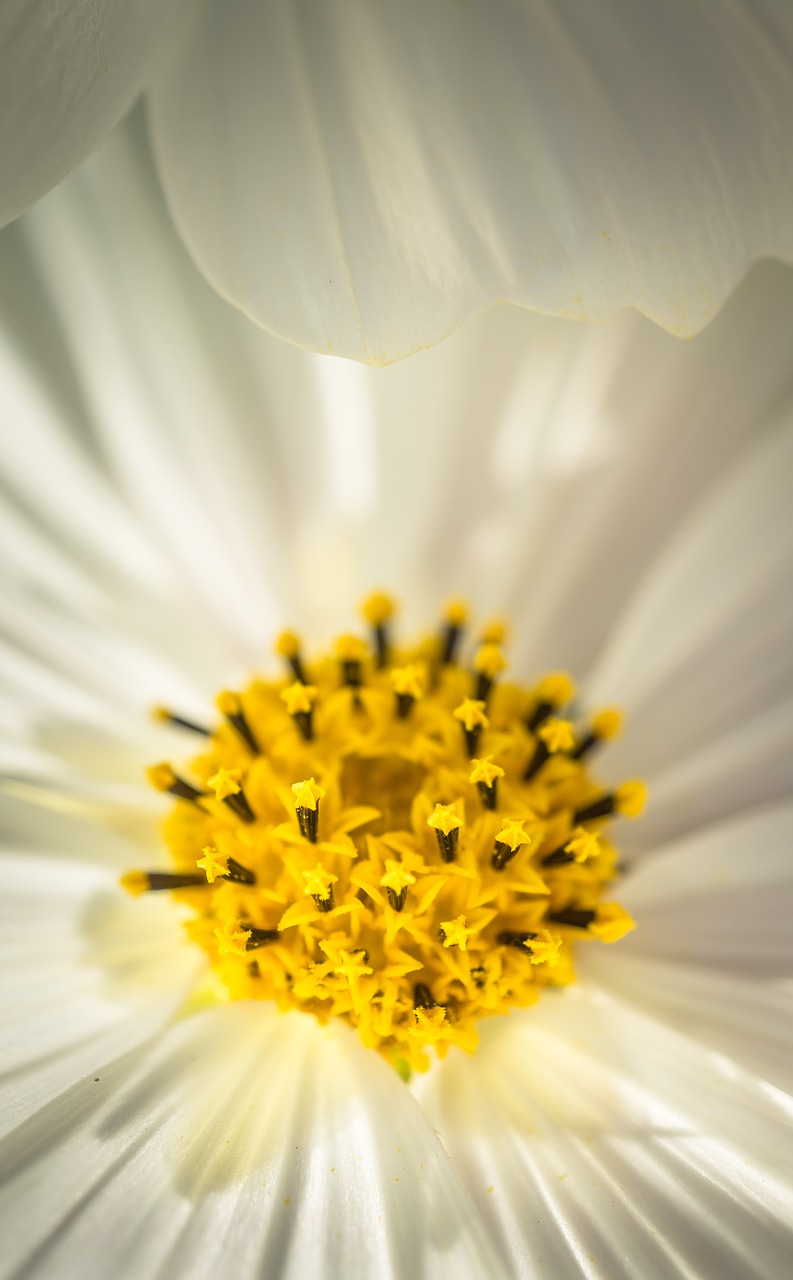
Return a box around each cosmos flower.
[1,121,792,1278]
[3,2,793,362]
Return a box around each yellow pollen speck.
[469,756,505,788]
[380,860,417,894]
[303,863,337,900]
[216,690,242,717]
[495,819,530,852]
[275,630,301,659]
[592,708,622,740]
[564,828,600,863]
[615,780,647,817]
[125,596,639,1075]
[535,672,575,707]
[453,699,488,732]
[215,920,251,956]
[146,762,177,792]
[391,664,424,700]
[361,591,397,625]
[281,682,318,715]
[538,718,576,754]
[197,847,228,883]
[208,767,242,801]
[591,904,635,943]
[441,915,473,950]
[427,803,462,836]
[473,644,506,678]
[120,870,149,897]
[292,777,326,811]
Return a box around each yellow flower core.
[124,596,642,1074]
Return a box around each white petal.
[586,407,793,842]
[0,1003,502,1280]
[0,0,184,226]
[149,0,793,362]
[414,988,793,1279]
[0,851,197,1137]
[612,800,793,976]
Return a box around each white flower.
[3,4,793,361]
[1,124,792,1279]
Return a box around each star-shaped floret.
[207,767,242,800]
[469,756,505,788]
[214,919,251,956]
[291,777,326,810]
[453,699,488,732]
[564,827,600,863]
[197,846,229,883]
[302,863,338,901]
[538,717,576,754]
[427,803,462,836]
[440,915,473,951]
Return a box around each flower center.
[123,594,642,1075]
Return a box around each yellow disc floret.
[124,594,642,1074]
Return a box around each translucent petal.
[414,988,793,1279]
[0,0,185,227]
[149,0,793,362]
[0,1003,502,1280]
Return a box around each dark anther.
[293,709,314,742]
[414,982,436,1009]
[461,724,483,758]
[373,623,389,669]
[541,844,574,868]
[526,700,554,733]
[470,966,487,988]
[573,795,616,825]
[474,671,493,703]
[386,886,408,912]
[549,907,596,929]
[296,805,319,843]
[570,730,597,761]
[476,779,498,810]
[223,856,257,885]
[142,871,207,891]
[287,653,307,684]
[168,776,207,803]
[313,890,335,913]
[497,930,538,950]
[491,840,518,872]
[433,827,460,863]
[341,659,363,690]
[245,928,281,950]
[224,788,256,825]
[395,692,415,719]
[156,710,210,736]
[523,738,550,782]
[441,621,464,666]
[227,708,260,755]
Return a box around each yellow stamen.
[197,847,229,884]
[361,591,397,625]
[440,915,473,951]
[292,777,326,811]
[280,682,318,716]
[564,828,600,864]
[469,756,505,789]
[538,718,576,754]
[303,863,338,901]
[208,767,242,801]
[615,780,647,817]
[124,596,640,1074]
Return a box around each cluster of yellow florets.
[124,594,643,1074]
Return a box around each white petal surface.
[0,845,198,1138]
[149,0,793,362]
[0,1003,501,1280]
[0,0,185,227]
[414,987,793,1280]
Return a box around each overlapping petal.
[0,0,185,228]
[149,0,793,362]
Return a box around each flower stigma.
[123,594,642,1074]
